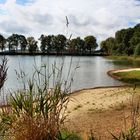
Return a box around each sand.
[65,86,140,139]
[113,68,140,73]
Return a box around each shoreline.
[70,84,132,95]
[0,85,133,109]
[0,51,107,56]
[1,67,139,108]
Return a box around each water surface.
[1,55,140,92]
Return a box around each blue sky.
[0,0,33,4]
[16,0,30,5]
[0,0,140,43]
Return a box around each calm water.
[1,55,140,92]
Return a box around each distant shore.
[0,51,107,56]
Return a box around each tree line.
[100,23,140,56]
[0,34,98,55]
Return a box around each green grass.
[113,70,140,84]
[58,130,82,140]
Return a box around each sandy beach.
[113,68,140,73]
[65,86,140,139]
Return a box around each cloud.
[0,21,31,34]
[0,0,139,43]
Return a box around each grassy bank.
[113,70,140,84]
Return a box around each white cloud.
[0,0,139,43]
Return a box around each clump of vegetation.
[0,60,74,140]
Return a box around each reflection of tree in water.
[109,60,140,67]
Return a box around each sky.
[0,0,140,43]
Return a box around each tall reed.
[0,58,76,140]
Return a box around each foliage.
[68,37,85,53]
[18,35,27,51]
[0,34,98,55]
[134,43,140,58]
[53,34,67,53]
[0,61,73,140]
[100,37,115,54]
[111,127,139,140]
[27,36,38,53]
[39,34,54,53]
[101,23,140,56]
[84,35,98,53]
[7,34,19,51]
[0,35,6,51]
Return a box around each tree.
[39,34,47,52]
[39,35,54,53]
[115,29,127,55]
[100,37,116,54]
[130,24,140,54]
[134,43,140,58]
[75,37,85,53]
[68,38,77,53]
[7,34,19,51]
[53,34,67,53]
[18,35,27,52]
[0,34,6,51]
[100,40,107,54]
[84,35,97,53]
[46,35,54,53]
[27,37,38,53]
[114,28,135,55]
[68,37,85,54]
[122,28,134,55]
[101,23,140,56]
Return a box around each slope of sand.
[107,68,140,81]
[65,86,140,139]
[113,68,140,73]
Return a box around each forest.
[100,23,140,56]
[0,33,98,55]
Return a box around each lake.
[1,55,140,93]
